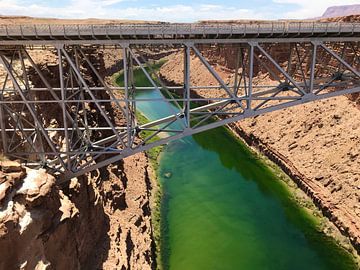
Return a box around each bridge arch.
[0,22,359,181]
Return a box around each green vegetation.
[136,110,164,270]
[135,110,164,170]
[113,59,167,87]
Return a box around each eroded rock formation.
[0,160,106,269]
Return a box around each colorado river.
[117,66,358,270]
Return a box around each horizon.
[0,1,359,23]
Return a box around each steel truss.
[0,39,359,181]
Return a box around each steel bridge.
[0,22,359,181]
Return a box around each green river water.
[117,67,358,270]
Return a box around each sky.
[0,0,359,22]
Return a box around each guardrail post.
[312,22,315,35]
[48,24,54,39]
[77,24,81,40]
[20,25,24,39]
[119,24,123,39]
[91,25,96,39]
[5,25,11,39]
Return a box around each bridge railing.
[0,22,359,39]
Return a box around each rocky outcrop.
[0,153,155,270]
[0,160,106,269]
[92,155,155,269]
[322,5,360,19]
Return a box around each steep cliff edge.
[0,160,106,269]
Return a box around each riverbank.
[113,66,166,270]
[136,110,164,270]
[226,123,359,259]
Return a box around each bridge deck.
[0,22,360,45]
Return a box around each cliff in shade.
[322,5,360,19]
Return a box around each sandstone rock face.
[0,161,106,270]
[92,155,155,270]
[0,156,155,270]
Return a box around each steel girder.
[0,39,359,181]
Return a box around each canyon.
[0,14,360,269]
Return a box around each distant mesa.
[321,4,360,18]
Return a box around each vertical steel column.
[122,46,131,148]
[58,46,70,170]
[248,44,254,110]
[309,42,318,93]
[74,49,90,142]
[128,47,139,147]
[184,44,191,128]
[240,48,248,97]
[0,56,7,153]
[19,49,46,161]
[233,47,241,95]
[0,92,7,153]
[286,43,293,84]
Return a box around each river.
[117,67,358,270]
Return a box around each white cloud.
[0,0,355,21]
[101,0,126,6]
[0,0,273,22]
[273,0,360,19]
[119,5,268,22]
